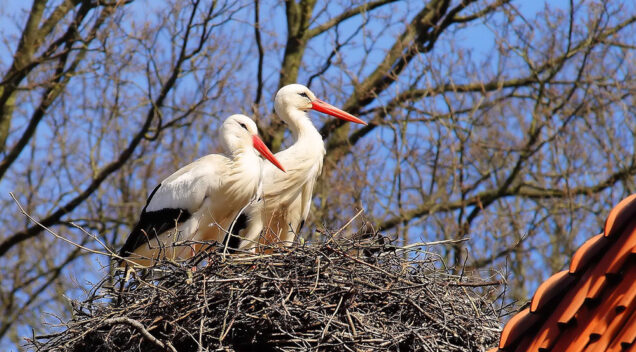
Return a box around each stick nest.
[28,234,502,351]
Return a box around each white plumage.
[236,84,366,251]
[119,114,284,266]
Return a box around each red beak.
[311,99,367,125]
[252,135,285,172]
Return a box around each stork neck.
[226,147,261,190]
[279,108,320,141]
[231,147,259,166]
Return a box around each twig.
[410,238,470,247]
[327,208,365,243]
[10,193,112,257]
[406,298,459,339]
[326,243,416,285]
[102,317,177,352]
[310,256,321,294]
[345,309,357,338]
[448,280,502,287]
[69,221,118,256]
[320,296,343,340]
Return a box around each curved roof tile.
[570,233,606,273]
[530,270,574,313]
[604,194,636,238]
[498,308,538,349]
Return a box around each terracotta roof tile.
[513,333,536,352]
[604,194,636,238]
[530,270,575,313]
[498,308,539,349]
[491,194,636,351]
[570,233,606,273]
[608,308,636,351]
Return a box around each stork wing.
[296,157,322,233]
[119,155,226,256]
[118,184,188,256]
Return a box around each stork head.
[220,114,285,172]
[274,84,366,125]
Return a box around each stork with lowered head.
[118,114,285,266]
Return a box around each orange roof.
[490,194,636,352]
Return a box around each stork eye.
[239,122,248,130]
[298,92,309,99]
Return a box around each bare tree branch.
[377,162,636,231]
[306,0,399,38]
[252,0,264,107]
[0,0,215,256]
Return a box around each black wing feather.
[225,212,248,252]
[119,184,192,257]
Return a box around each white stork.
[118,114,285,266]
[234,84,365,251]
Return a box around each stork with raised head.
[235,84,365,251]
[118,114,285,266]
